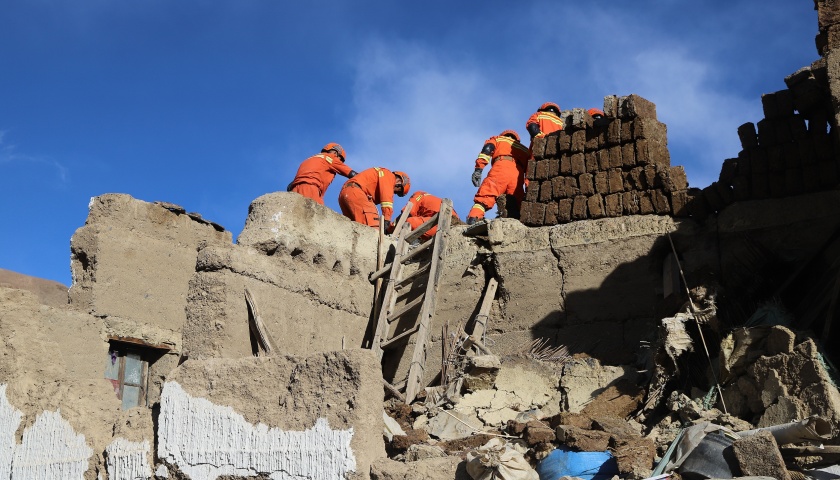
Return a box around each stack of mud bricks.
[521,94,689,226]
[710,60,837,213]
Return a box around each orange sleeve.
[526,112,540,129]
[378,172,396,221]
[474,137,496,170]
[326,154,353,177]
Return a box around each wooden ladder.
[369,199,453,403]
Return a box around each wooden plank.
[387,295,424,323]
[372,222,412,360]
[470,277,498,343]
[400,237,434,264]
[244,288,277,356]
[405,199,453,403]
[369,203,414,282]
[381,325,420,349]
[405,212,441,244]
[395,264,431,291]
[383,380,405,402]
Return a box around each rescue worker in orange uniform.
[525,102,564,142]
[392,191,461,242]
[587,108,605,119]
[287,143,357,205]
[467,130,531,224]
[338,167,410,229]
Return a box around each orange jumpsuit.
[526,110,564,139]
[338,167,397,227]
[468,136,531,220]
[289,152,354,204]
[399,191,460,241]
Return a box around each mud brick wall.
[521,94,689,226]
[705,59,838,215]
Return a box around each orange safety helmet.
[321,142,346,160]
[539,102,561,115]
[500,129,520,142]
[394,171,411,197]
[587,108,605,118]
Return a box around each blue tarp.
[536,447,619,480]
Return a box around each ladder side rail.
[372,222,412,360]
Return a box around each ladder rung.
[405,213,440,244]
[387,295,425,323]
[381,325,420,349]
[396,264,431,291]
[401,238,434,264]
[369,262,393,283]
[393,379,407,391]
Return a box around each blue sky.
[0,1,819,286]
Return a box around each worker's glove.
[471,168,483,187]
[383,220,392,232]
[467,216,479,225]
[527,123,541,139]
[286,182,294,192]
[348,170,358,178]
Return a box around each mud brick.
[552,176,567,199]
[570,153,586,175]
[818,0,840,30]
[621,170,633,191]
[548,158,560,177]
[638,191,654,214]
[605,193,623,217]
[534,160,549,180]
[819,160,839,187]
[799,137,817,165]
[594,172,609,194]
[585,130,599,151]
[519,202,535,226]
[588,194,606,218]
[703,183,726,212]
[769,172,786,197]
[785,168,804,196]
[525,158,537,181]
[782,143,800,170]
[826,23,840,53]
[736,150,752,175]
[567,108,588,130]
[719,158,738,184]
[542,135,557,158]
[752,173,769,199]
[785,65,813,88]
[813,132,834,161]
[570,130,586,153]
[597,149,611,171]
[532,136,548,159]
[572,195,588,220]
[557,198,573,222]
[539,180,554,202]
[621,142,636,167]
[525,181,540,202]
[579,173,595,196]
[622,191,640,215]
[776,89,794,117]
[607,119,622,145]
[791,76,828,116]
[628,167,647,190]
[544,202,559,226]
[761,91,783,119]
[651,189,671,214]
[774,119,793,144]
[751,148,769,173]
[644,165,660,189]
[560,155,572,175]
[557,132,572,154]
[608,169,625,193]
[584,151,599,173]
[528,202,547,226]
[789,114,808,141]
[803,164,821,192]
[620,120,633,143]
[670,190,689,217]
[632,118,668,144]
[592,124,608,147]
[738,122,759,149]
[686,189,709,220]
[732,176,751,201]
[767,146,785,172]
[757,119,777,147]
[635,139,671,167]
[609,145,623,168]
[603,95,619,117]
[716,181,734,205]
[564,176,580,198]
[662,166,689,192]
[620,94,657,119]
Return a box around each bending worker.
[287,143,357,204]
[339,167,410,229]
[392,191,461,241]
[525,102,564,141]
[467,130,530,225]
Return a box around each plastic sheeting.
[536,447,618,480]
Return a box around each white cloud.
[0,130,69,183]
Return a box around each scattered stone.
[404,444,447,462]
[732,430,791,480]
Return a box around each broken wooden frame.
[245,287,278,357]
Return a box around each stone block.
[757,119,776,147]
[732,431,791,480]
[703,182,726,212]
[785,168,805,196]
[544,202,559,226]
[571,130,586,153]
[582,379,645,418]
[635,139,671,166]
[535,160,550,180]
[539,180,554,202]
[609,145,623,168]
[557,132,572,153]
[564,176,580,198]
[783,143,800,170]
[628,167,646,190]
[623,191,640,215]
[719,158,738,184]
[572,195,588,220]
[751,147,769,173]
[557,199,573,223]
[659,166,688,193]
[605,193,623,217]
[608,169,625,194]
[685,189,709,219]
[585,130,599,151]
[818,0,840,30]
[632,118,668,144]
[799,137,817,165]
[769,172,787,198]
[789,114,808,141]
[597,149,611,171]
[643,165,659,189]
[594,172,609,194]
[588,194,605,219]
[650,189,670,214]
[621,142,636,167]
[607,119,622,145]
[579,173,595,196]
[619,94,657,119]
[521,202,546,227]
[620,120,633,143]
[752,173,769,199]
[738,122,759,149]
[584,151,599,173]
[638,191,654,214]
[762,91,783,119]
[525,159,536,181]
[524,181,540,202]
[548,158,560,178]
[611,437,656,479]
[555,426,611,451]
[560,155,572,175]
[571,153,586,175]
[670,190,689,217]
[732,176,751,201]
[552,176,567,199]
[767,145,785,172]
[532,136,547,159]
[524,422,555,446]
[603,95,619,117]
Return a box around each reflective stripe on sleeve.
[472,203,486,212]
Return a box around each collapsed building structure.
[4,2,840,479]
